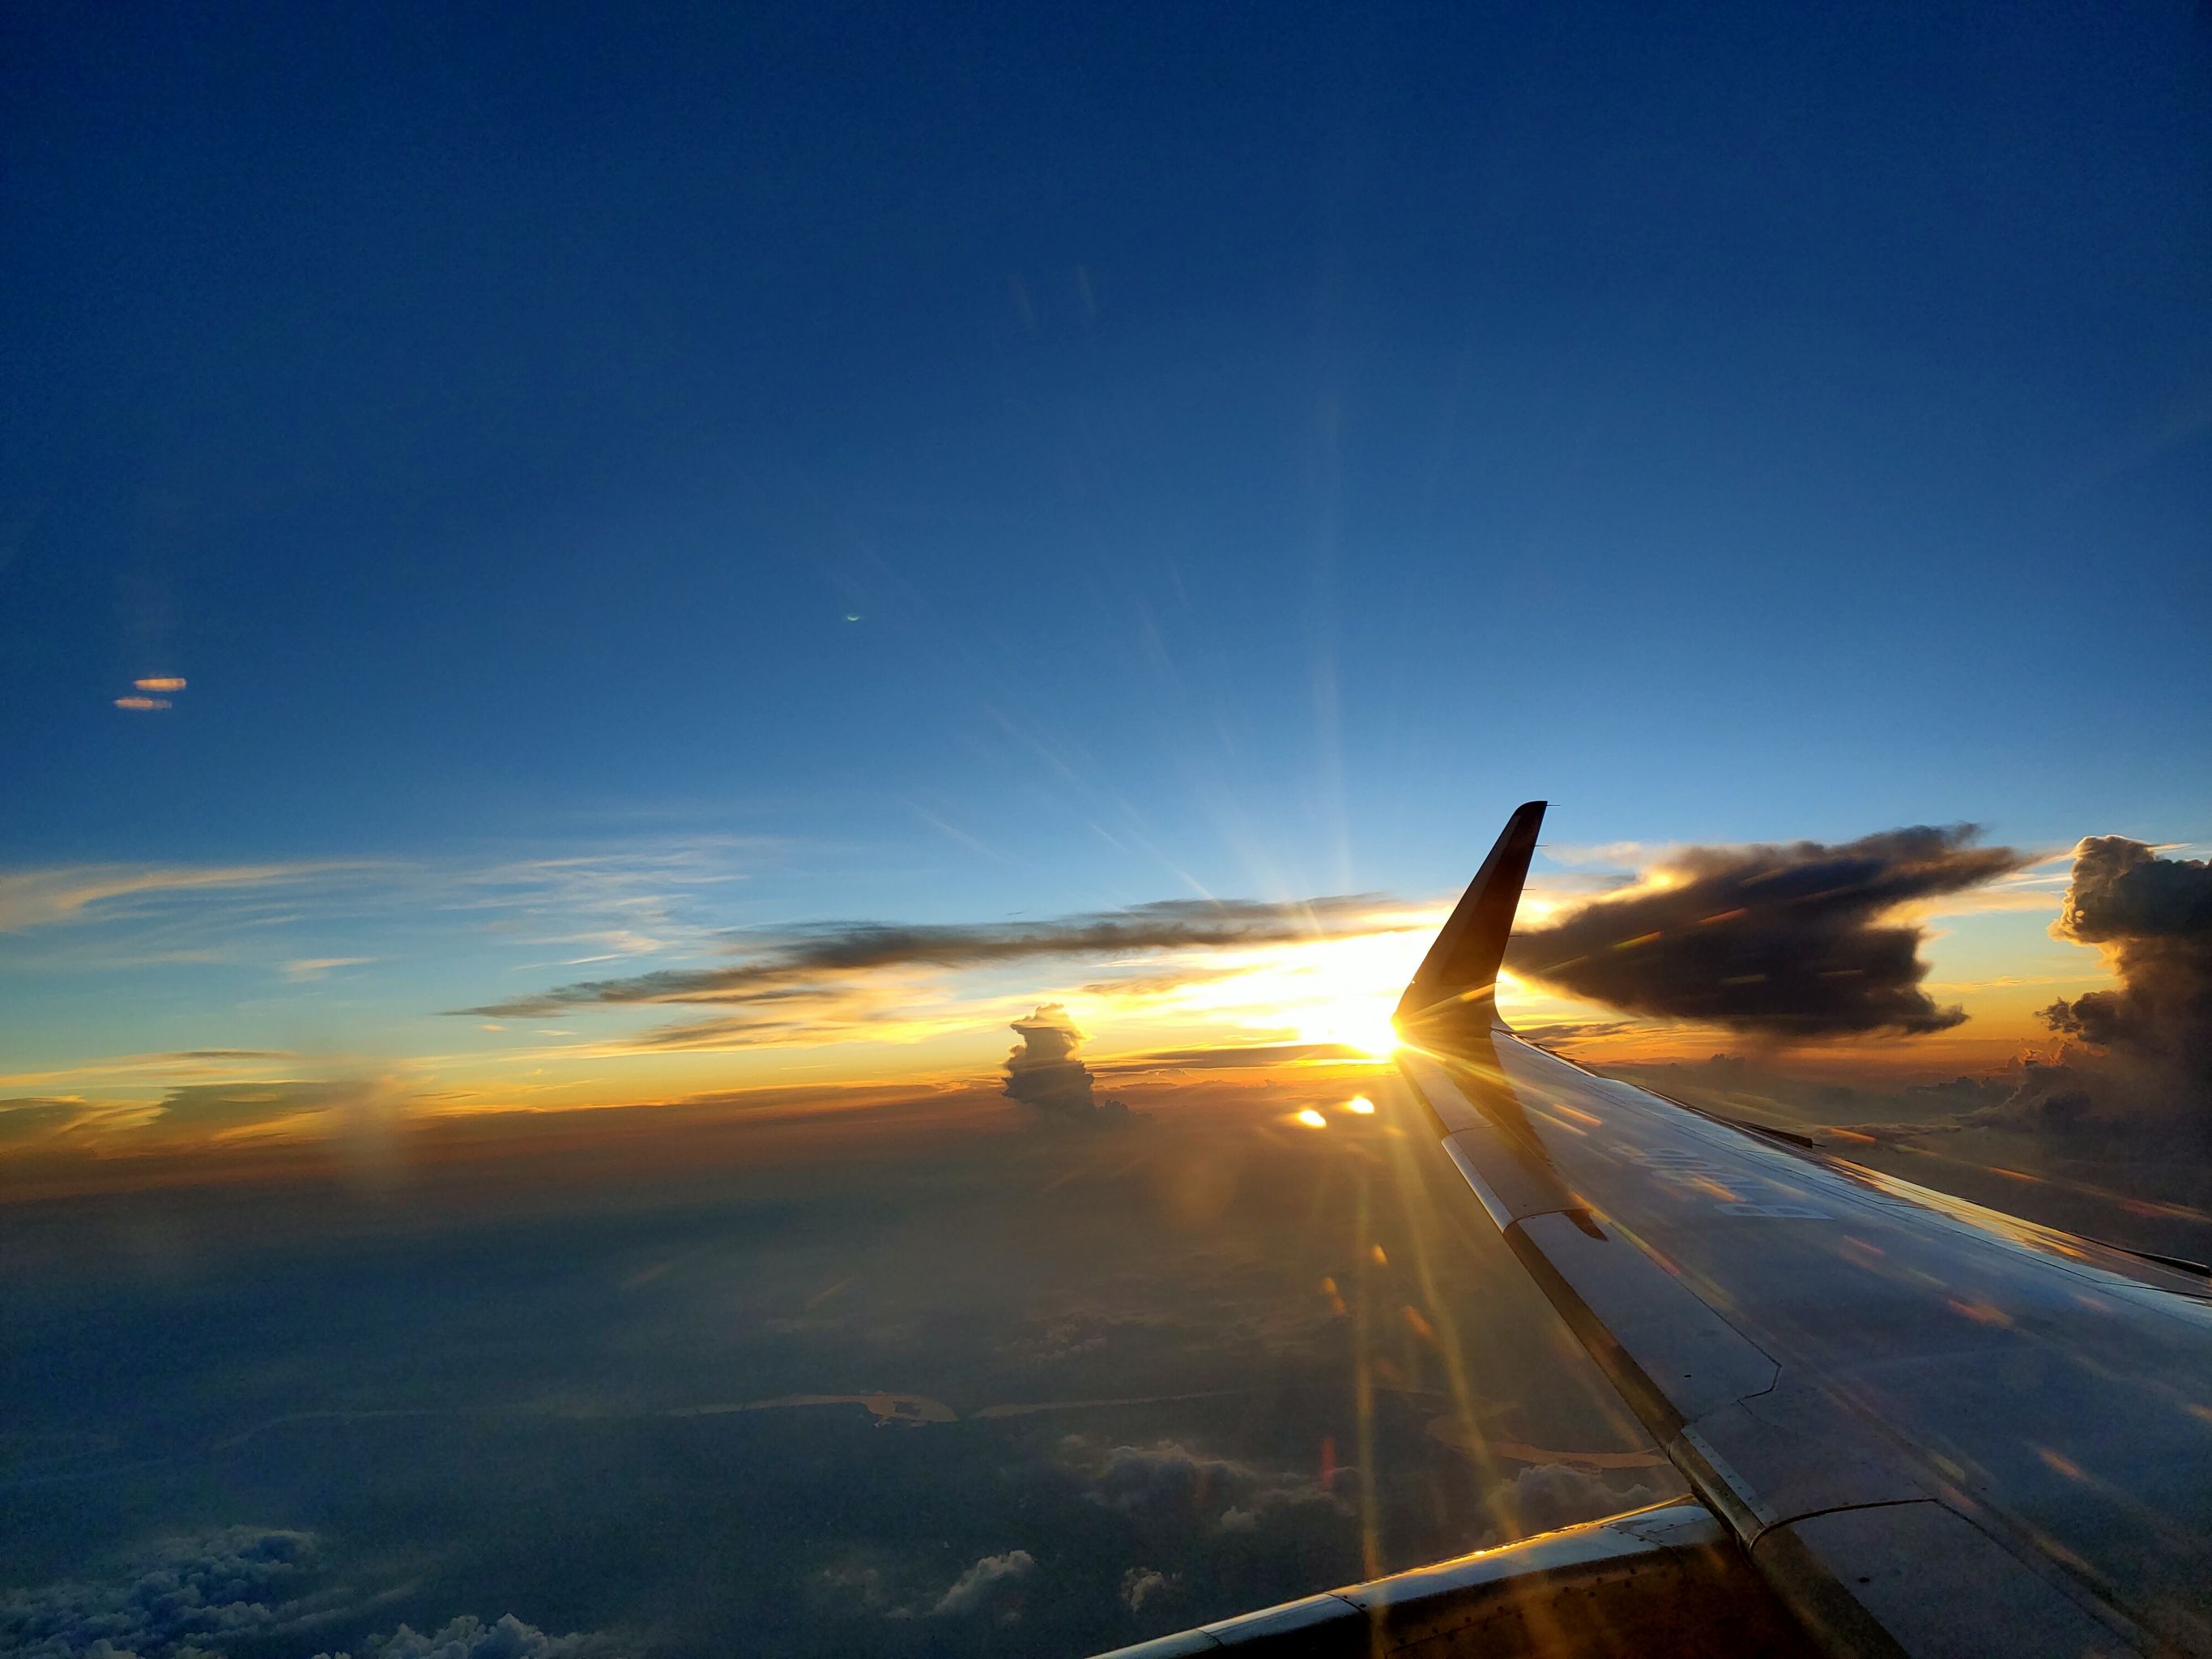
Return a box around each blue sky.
[3,2,2209,1111]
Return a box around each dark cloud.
[1921,838,2212,1145]
[0,1523,622,1659]
[1837,840,2212,1149]
[927,1549,1035,1618]
[0,1527,328,1658]
[1507,827,2028,1037]
[1508,1021,1643,1051]
[454,895,1387,1019]
[1004,1005,1129,1120]
[2040,837,2212,1075]
[317,1614,620,1659]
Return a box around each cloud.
[0,1079,411,1159]
[0,1525,622,1659]
[1507,827,2029,1037]
[1059,1436,1349,1533]
[0,1099,88,1145]
[927,1550,1035,1617]
[0,1526,326,1658]
[454,895,1392,1019]
[316,1614,620,1659]
[1104,1042,1370,1071]
[2039,837,2212,1076]
[283,956,377,981]
[1004,1005,1127,1118]
[1834,839,2212,1149]
[134,676,187,692]
[0,861,360,934]
[1942,837,2212,1143]
[113,695,171,710]
[140,1079,392,1137]
[1119,1567,1178,1612]
[1489,1462,1660,1541]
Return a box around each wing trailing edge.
[1091,1499,1798,1657]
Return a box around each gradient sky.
[5,2,2210,1133]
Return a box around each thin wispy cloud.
[0,841,771,982]
[0,862,370,934]
[283,957,376,982]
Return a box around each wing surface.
[1398,804,2212,1657]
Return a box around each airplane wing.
[1106,803,2212,1659]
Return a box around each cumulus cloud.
[1963,838,2210,1143]
[0,1526,327,1658]
[1490,1462,1661,1541]
[1004,1005,1128,1118]
[2040,838,2212,1077]
[927,1550,1035,1617]
[0,1524,621,1659]
[315,1614,619,1659]
[1839,839,2212,1149]
[1507,827,2028,1037]
[454,895,1391,1020]
[1119,1567,1178,1612]
[1060,1436,1349,1533]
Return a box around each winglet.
[1395,800,1545,1041]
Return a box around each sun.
[1267,931,1417,1057]
[1126,927,1425,1061]
[1294,996,1401,1059]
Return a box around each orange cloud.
[113,696,171,711]
[134,676,188,692]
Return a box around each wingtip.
[1396,800,1547,1040]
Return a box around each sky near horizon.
[5,2,2210,1157]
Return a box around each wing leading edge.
[1395,804,2212,1658]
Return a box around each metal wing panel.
[1093,1502,1805,1658]
[1400,1032,2212,1656]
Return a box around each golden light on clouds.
[113,696,171,711]
[1294,1107,1328,1128]
[134,676,188,692]
[1111,927,1430,1059]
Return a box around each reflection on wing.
[1113,804,2212,1658]
[1095,1501,1799,1657]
